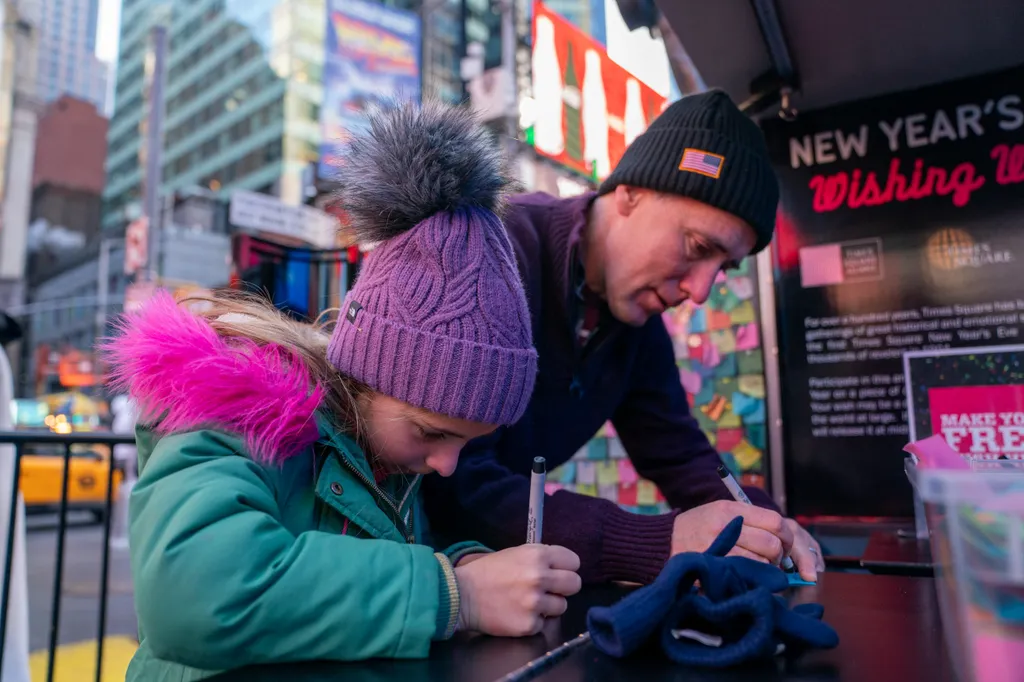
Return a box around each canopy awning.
[658,0,1024,113]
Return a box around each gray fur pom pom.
[333,99,514,244]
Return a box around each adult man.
[423,90,823,585]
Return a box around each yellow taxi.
[19,442,122,522]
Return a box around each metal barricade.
[0,430,135,682]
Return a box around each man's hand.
[785,519,824,582]
[671,500,793,563]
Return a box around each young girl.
[104,101,581,681]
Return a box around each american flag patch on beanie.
[679,148,725,179]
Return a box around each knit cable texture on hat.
[327,100,537,425]
[586,517,839,666]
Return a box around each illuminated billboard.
[527,1,667,181]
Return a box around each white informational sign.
[229,190,338,249]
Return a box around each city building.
[23,191,231,395]
[35,0,111,114]
[102,0,326,233]
[417,0,465,104]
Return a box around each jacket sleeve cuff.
[598,507,679,584]
[441,541,493,566]
[433,553,460,640]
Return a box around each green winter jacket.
[126,422,486,682]
[104,295,489,682]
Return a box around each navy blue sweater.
[422,191,775,584]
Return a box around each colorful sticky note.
[544,482,564,495]
[720,452,740,477]
[731,439,763,471]
[596,461,620,486]
[637,480,658,506]
[788,574,817,587]
[737,350,764,374]
[713,376,737,397]
[618,483,638,506]
[735,258,751,276]
[718,409,742,428]
[704,340,722,368]
[732,392,761,418]
[715,270,728,284]
[689,307,707,333]
[708,284,731,310]
[729,300,756,325]
[695,410,717,432]
[727,276,755,300]
[738,374,765,398]
[608,437,627,459]
[745,400,766,424]
[679,367,703,395]
[712,353,737,378]
[973,632,1024,682]
[672,335,690,360]
[604,422,617,438]
[707,432,717,448]
[588,438,608,460]
[746,424,766,450]
[693,381,716,406]
[716,427,744,452]
[551,461,575,483]
[740,473,765,489]
[720,289,742,312]
[735,323,760,351]
[577,483,597,497]
[710,329,737,354]
[617,459,639,485]
[662,308,687,337]
[576,461,596,485]
[703,395,727,421]
[691,358,716,379]
[687,333,708,363]
[709,310,732,330]
[598,484,619,502]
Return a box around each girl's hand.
[455,544,582,637]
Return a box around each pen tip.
[716,465,728,478]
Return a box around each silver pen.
[527,457,546,543]
[717,465,796,572]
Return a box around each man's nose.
[682,270,716,305]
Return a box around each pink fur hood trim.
[100,292,323,463]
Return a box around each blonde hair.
[178,290,368,441]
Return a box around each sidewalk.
[25,514,138,680]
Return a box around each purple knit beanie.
[327,100,537,426]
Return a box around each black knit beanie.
[598,90,779,254]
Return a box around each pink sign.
[928,385,1024,458]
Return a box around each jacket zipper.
[337,456,416,543]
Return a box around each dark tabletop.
[206,572,952,682]
[531,572,953,682]
[860,531,934,576]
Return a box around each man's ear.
[613,185,643,217]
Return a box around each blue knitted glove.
[587,517,839,666]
